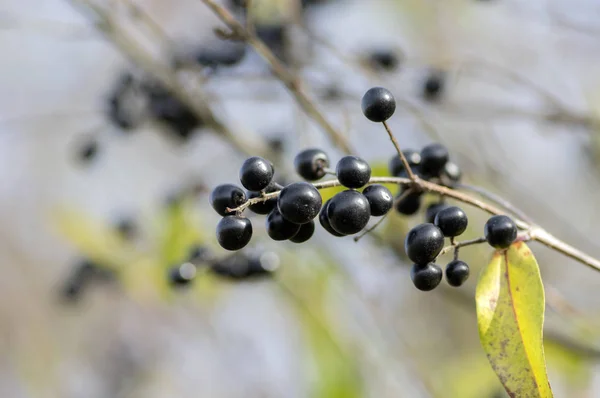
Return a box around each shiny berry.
[419,143,449,178]
[361,87,396,122]
[266,208,301,241]
[210,184,247,216]
[422,72,445,102]
[216,216,253,251]
[336,156,371,188]
[289,220,315,243]
[294,148,329,181]
[445,260,470,287]
[327,190,371,235]
[410,263,443,291]
[425,202,449,224]
[277,182,322,224]
[404,223,444,264]
[362,184,393,216]
[367,50,399,71]
[395,190,422,215]
[443,162,462,184]
[247,182,281,215]
[484,215,517,249]
[434,206,468,237]
[169,263,197,286]
[319,200,346,237]
[239,156,274,192]
[389,150,421,176]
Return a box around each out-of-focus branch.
[67,0,272,158]
[198,0,354,154]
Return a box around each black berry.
[107,72,145,131]
[247,182,281,215]
[239,156,274,192]
[404,223,445,264]
[77,139,99,164]
[216,216,253,251]
[395,190,422,215]
[169,263,197,286]
[289,220,315,243]
[422,72,445,102]
[443,162,462,184]
[336,156,371,188]
[319,200,346,237]
[445,260,470,287]
[327,190,371,235]
[256,24,288,63]
[362,184,393,216]
[266,208,301,241]
[367,50,399,71]
[484,215,517,249]
[210,184,247,216]
[145,82,201,141]
[425,202,450,224]
[194,44,246,68]
[434,206,468,237]
[294,148,330,181]
[410,263,443,291]
[389,150,421,176]
[277,182,322,224]
[210,252,279,280]
[115,217,137,241]
[189,245,212,263]
[361,87,396,122]
[419,143,449,178]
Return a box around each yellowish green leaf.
[476,242,553,398]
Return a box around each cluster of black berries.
[168,245,279,287]
[404,213,518,291]
[210,146,402,250]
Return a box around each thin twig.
[438,237,487,257]
[382,121,417,181]
[68,0,271,158]
[227,175,600,272]
[198,0,354,154]
[354,214,389,242]
[456,183,534,224]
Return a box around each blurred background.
[1,0,600,397]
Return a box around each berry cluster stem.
[439,237,487,257]
[382,121,417,182]
[228,175,600,273]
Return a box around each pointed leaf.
[476,242,553,398]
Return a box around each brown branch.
[198,0,354,154]
[438,237,487,257]
[382,121,417,181]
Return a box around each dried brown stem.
[382,121,417,181]
[198,0,353,154]
[439,237,487,257]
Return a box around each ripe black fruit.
[195,44,246,68]
[419,143,449,178]
[336,156,371,188]
[189,245,212,263]
[445,260,470,287]
[77,139,99,164]
[239,156,274,192]
[289,220,315,243]
[294,148,329,181]
[443,162,462,185]
[389,149,421,176]
[319,200,346,237]
[145,82,201,141]
[395,190,422,215]
[169,263,197,286]
[362,184,393,216]
[434,206,468,237]
[210,252,278,280]
[361,87,396,122]
[484,215,517,249]
[327,190,371,235]
[404,223,444,264]
[216,216,253,251]
[422,72,445,102]
[277,182,322,224]
[410,263,443,291]
[425,202,449,224]
[266,208,301,241]
[210,184,246,216]
[247,182,281,215]
[367,50,399,71]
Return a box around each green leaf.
[476,242,553,398]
